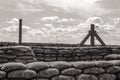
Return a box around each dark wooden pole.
[19,19,22,45]
[90,24,95,46]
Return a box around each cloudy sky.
[0,0,120,45]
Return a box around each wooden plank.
[19,19,22,45]
[94,31,106,46]
[90,24,95,46]
[91,24,95,31]
[80,32,90,46]
[91,34,95,46]
[90,32,95,46]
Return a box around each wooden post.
[90,24,95,46]
[19,19,22,45]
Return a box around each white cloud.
[17,3,44,13]
[69,19,74,21]
[44,24,54,31]
[7,18,19,24]
[86,16,103,25]
[24,0,40,4]
[42,0,107,17]
[41,16,75,23]
[43,22,88,38]
[113,18,120,25]
[23,25,31,30]
[101,23,116,30]
[61,18,68,22]
[41,16,60,23]
[2,18,31,32]
[27,29,45,36]
[2,24,18,32]
[43,0,97,10]
[44,24,53,27]
[2,25,31,32]
[20,0,109,18]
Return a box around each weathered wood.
[90,24,95,46]
[80,24,105,46]
[94,31,106,46]
[91,24,95,32]
[80,32,90,46]
[91,32,95,46]
[19,19,22,45]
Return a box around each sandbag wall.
[32,46,120,61]
[0,61,120,80]
[0,46,37,63]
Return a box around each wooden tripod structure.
[80,24,106,46]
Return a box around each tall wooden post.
[19,19,22,45]
[90,24,95,46]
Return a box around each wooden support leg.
[80,32,90,46]
[94,32,106,46]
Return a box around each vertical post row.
[19,19,22,45]
[90,24,95,46]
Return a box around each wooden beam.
[80,32,90,46]
[91,24,95,32]
[90,32,95,46]
[90,24,95,46]
[19,19,22,45]
[94,31,106,46]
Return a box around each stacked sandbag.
[27,62,58,80]
[1,61,120,80]
[32,46,120,61]
[1,62,37,79]
[0,64,6,79]
[72,61,117,80]
[0,46,37,63]
[33,48,58,61]
[104,54,120,60]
